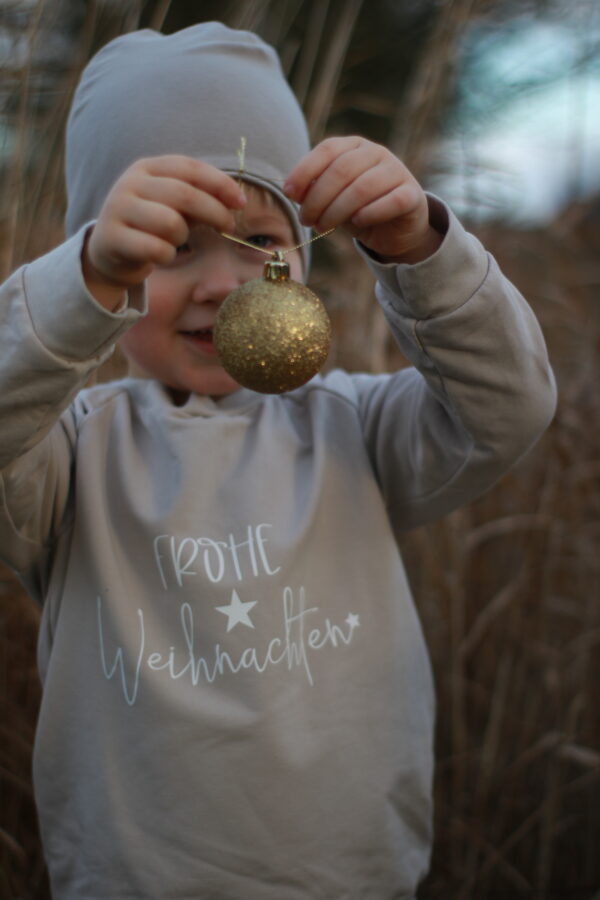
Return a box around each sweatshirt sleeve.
[0,227,146,584]
[352,196,557,531]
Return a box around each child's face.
[119,190,303,398]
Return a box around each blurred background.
[0,0,598,897]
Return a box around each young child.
[0,23,556,899]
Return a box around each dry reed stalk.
[229,0,270,32]
[413,209,600,898]
[289,0,331,106]
[301,0,364,141]
[148,0,173,31]
[0,0,45,278]
[389,0,480,177]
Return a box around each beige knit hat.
[64,23,311,269]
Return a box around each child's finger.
[113,225,178,270]
[141,155,246,210]
[283,136,365,202]
[128,176,237,235]
[305,161,410,232]
[350,181,423,231]
[86,222,178,289]
[120,198,190,248]
[295,145,381,227]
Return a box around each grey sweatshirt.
[0,202,555,898]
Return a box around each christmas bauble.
[214,256,331,394]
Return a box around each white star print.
[216,590,257,632]
[345,613,360,631]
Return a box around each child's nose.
[190,256,240,306]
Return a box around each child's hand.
[82,155,246,309]
[284,137,442,264]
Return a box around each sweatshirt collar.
[149,380,263,416]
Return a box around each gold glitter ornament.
[214,252,331,394]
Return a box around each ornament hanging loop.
[263,251,290,283]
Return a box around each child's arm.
[0,156,245,466]
[0,157,245,585]
[286,137,556,529]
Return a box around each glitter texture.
[214,277,331,394]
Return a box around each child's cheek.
[119,318,164,369]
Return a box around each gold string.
[220,226,335,258]
[220,137,335,260]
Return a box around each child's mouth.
[180,328,215,353]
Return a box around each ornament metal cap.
[263,251,290,282]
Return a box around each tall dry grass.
[1,2,598,898]
[320,203,600,898]
[410,212,600,899]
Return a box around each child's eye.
[246,234,275,249]
[175,243,192,255]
